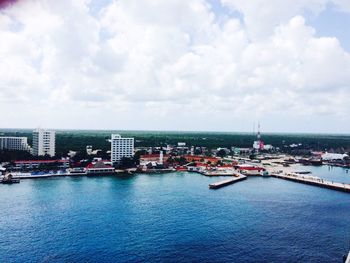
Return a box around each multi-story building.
[111,134,134,164]
[14,159,69,169]
[32,129,55,157]
[0,137,31,152]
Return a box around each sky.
[1,0,350,133]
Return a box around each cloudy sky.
[1,0,350,133]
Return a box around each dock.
[209,175,247,189]
[270,172,350,193]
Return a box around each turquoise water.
[292,164,350,184]
[0,172,349,262]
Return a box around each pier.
[201,170,242,176]
[209,175,247,189]
[270,172,350,193]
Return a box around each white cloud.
[0,0,349,132]
[221,0,350,39]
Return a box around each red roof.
[219,164,234,168]
[87,161,113,169]
[184,155,219,161]
[140,154,170,158]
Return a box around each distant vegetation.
[1,129,350,159]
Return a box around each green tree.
[133,149,147,165]
[177,157,187,165]
[216,149,227,158]
[117,157,136,169]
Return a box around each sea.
[0,165,349,262]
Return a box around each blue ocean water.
[292,164,350,183]
[0,172,349,263]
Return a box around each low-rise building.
[140,153,170,166]
[235,164,265,176]
[321,152,349,161]
[184,155,219,164]
[231,147,252,155]
[86,161,115,175]
[13,159,69,170]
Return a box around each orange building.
[140,154,170,164]
[184,155,219,164]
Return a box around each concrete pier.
[11,172,87,179]
[270,172,350,193]
[209,175,247,189]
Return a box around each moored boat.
[1,174,20,184]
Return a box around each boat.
[1,174,20,184]
[309,158,323,166]
[293,170,311,175]
[262,171,270,177]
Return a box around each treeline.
[1,129,350,160]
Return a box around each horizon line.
[0,127,350,136]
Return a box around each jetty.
[202,170,240,176]
[270,172,350,193]
[209,175,247,189]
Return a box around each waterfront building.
[13,159,69,170]
[184,155,219,164]
[86,145,93,155]
[235,164,265,176]
[321,152,349,161]
[86,161,115,175]
[32,129,55,157]
[139,153,170,166]
[0,137,31,152]
[111,134,134,164]
[231,147,252,155]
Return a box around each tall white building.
[0,137,31,152]
[32,129,56,157]
[111,134,134,163]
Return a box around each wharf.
[209,175,247,189]
[270,172,350,193]
[200,169,243,177]
[202,171,239,176]
[12,172,87,179]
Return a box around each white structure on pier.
[159,151,163,165]
[321,152,348,161]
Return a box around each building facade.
[139,153,170,166]
[111,134,134,164]
[14,159,69,170]
[0,137,31,151]
[32,129,55,157]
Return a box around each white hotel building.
[111,134,134,164]
[0,137,31,152]
[32,129,56,157]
